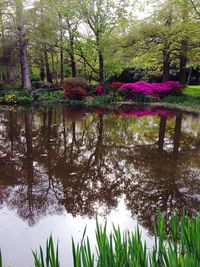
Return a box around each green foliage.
[0,81,21,90]
[118,88,158,102]
[0,86,199,108]
[35,90,64,102]
[163,95,200,106]
[92,94,123,105]
[31,213,200,267]
[184,85,200,96]
[0,89,32,104]
[0,250,2,267]
[30,66,41,82]
[33,235,60,267]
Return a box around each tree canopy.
[0,0,199,88]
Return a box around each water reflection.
[0,105,200,232]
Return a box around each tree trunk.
[60,41,64,83]
[15,0,31,90]
[59,14,64,84]
[179,0,189,85]
[98,51,104,82]
[179,38,188,85]
[40,63,45,81]
[51,53,55,83]
[69,36,76,77]
[44,48,53,83]
[96,36,104,82]
[162,45,170,81]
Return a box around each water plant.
[0,212,200,266]
[30,212,200,267]
[32,235,60,267]
[0,250,2,267]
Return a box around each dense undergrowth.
[1,213,200,267]
[0,84,199,111]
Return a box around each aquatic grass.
[1,212,200,267]
[69,213,200,267]
[0,250,2,267]
[33,235,60,267]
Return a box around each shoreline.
[0,100,200,115]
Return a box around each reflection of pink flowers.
[95,108,105,115]
[111,81,124,87]
[119,81,182,98]
[116,107,175,118]
[96,85,104,93]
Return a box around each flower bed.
[118,81,182,99]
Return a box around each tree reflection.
[0,106,199,233]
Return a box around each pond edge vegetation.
[0,79,200,113]
[1,212,200,267]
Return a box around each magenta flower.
[96,85,104,93]
[111,81,124,87]
[119,80,182,98]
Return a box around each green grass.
[163,95,200,106]
[1,212,200,267]
[184,85,200,96]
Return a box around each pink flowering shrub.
[111,81,124,87]
[95,85,104,93]
[119,81,182,100]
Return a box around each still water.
[0,105,200,267]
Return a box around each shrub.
[95,83,121,95]
[119,81,183,100]
[110,81,124,87]
[64,77,88,88]
[95,85,104,93]
[64,78,87,100]
[93,94,123,104]
[64,85,87,100]
[35,90,63,102]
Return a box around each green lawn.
[184,85,200,96]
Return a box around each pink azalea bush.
[111,81,124,87]
[119,81,182,99]
[95,85,104,93]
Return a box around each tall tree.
[78,0,128,82]
[179,0,189,85]
[15,0,31,89]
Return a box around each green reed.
[32,235,60,267]
[0,250,2,267]
[0,212,200,267]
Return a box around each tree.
[78,0,128,82]
[15,0,31,89]
[124,0,200,84]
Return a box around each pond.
[0,104,200,267]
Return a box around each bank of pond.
[0,81,199,112]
